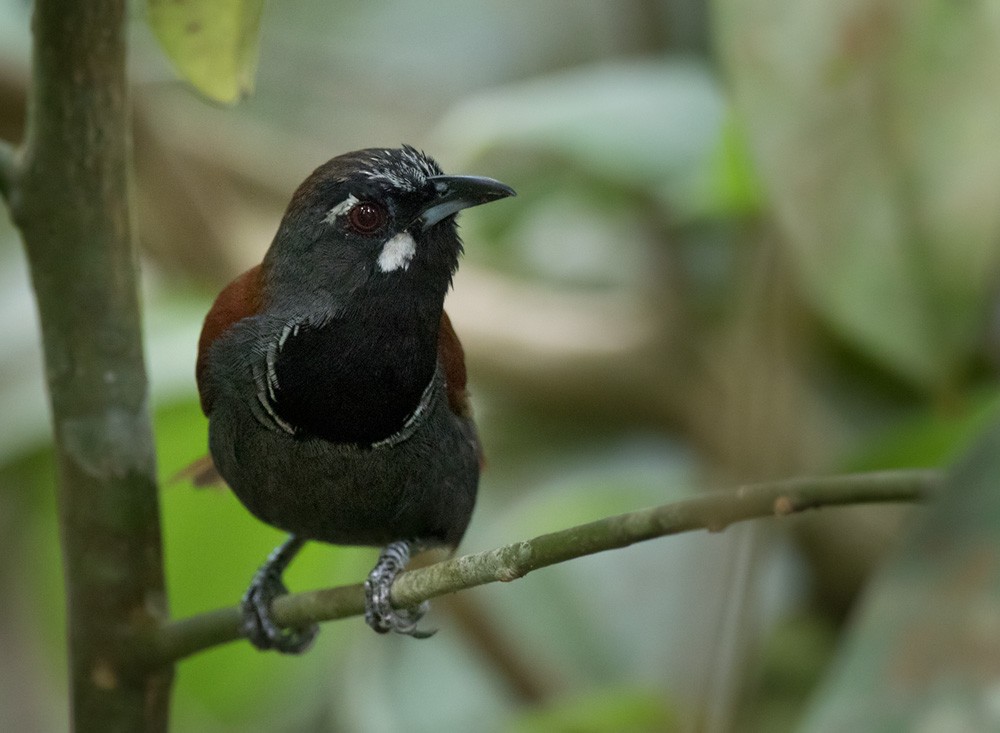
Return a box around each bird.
[191,146,514,653]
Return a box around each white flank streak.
[378,232,416,272]
[265,342,280,402]
[258,392,295,434]
[322,194,359,224]
[277,322,295,350]
[252,364,295,435]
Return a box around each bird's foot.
[241,536,318,654]
[364,540,435,638]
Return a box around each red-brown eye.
[347,201,388,234]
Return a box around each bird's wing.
[439,310,484,467]
[182,292,478,487]
[178,265,265,488]
[173,454,223,487]
[195,264,265,415]
[438,310,470,417]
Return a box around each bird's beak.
[418,175,516,230]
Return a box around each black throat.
[271,297,441,446]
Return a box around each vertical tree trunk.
[6,1,172,729]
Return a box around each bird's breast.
[270,316,438,446]
[209,363,480,547]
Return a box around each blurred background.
[2,0,1000,731]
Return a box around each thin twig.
[141,469,939,667]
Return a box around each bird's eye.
[347,201,388,235]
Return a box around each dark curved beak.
[418,175,516,230]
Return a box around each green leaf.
[147,0,265,104]
[433,60,727,218]
[702,111,766,218]
[716,0,1000,388]
[844,387,1000,472]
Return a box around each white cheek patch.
[377,232,416,272]
[322,194,358,224]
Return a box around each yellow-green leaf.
[147,0,265,104]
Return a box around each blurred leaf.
[147,0,264,104]
[0,237,49,462]
[741,616,838,733]
[434,60,727,218]
[845,386,1000,472]
[508,688,678,733]
[716,0,1000,388]
[801,420,1000,731]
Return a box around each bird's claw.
[364,540,436,638]
[241,538,318,654]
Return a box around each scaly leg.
[364,540,434,638]
[241,534,318,653]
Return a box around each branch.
[0,139,14,202]
[14,0,171,729]
[143,469,939,667]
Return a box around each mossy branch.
[143,468,939,667]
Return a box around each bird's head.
[261,146,514,315]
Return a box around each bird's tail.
[172,454,225,488]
